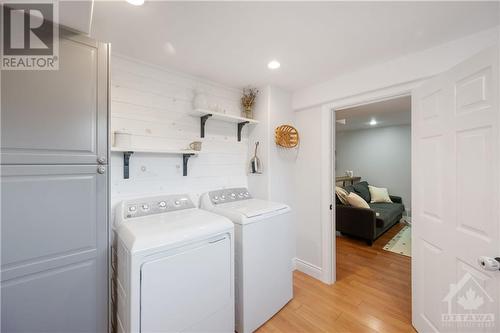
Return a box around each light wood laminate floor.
[257,222,415,333]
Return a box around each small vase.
[244,107,253,119]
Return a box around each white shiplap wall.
[110,55,249,219]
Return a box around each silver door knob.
[477,256,500,271]
[97,166,106,174]
[97,156,107,164]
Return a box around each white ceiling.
[91,1,499,91]
[59,1,94,34]
[336,96,411,132]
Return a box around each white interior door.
[412,47,500,332]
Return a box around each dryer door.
[140,234,233,332]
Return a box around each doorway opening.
[333,95,413,330]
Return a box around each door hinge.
[330,204,333,210]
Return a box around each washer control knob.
[213,195,219,201]
[158,201,167,208]
[230,193,236,199]
[174,200,181,206]
[220,195,226,201]
[128,206,137,212]
[141,204,149,211]
[238,192,244,198]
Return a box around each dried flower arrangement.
[241,87,259,119]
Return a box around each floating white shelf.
[111,146,199,178]
[111,147,199,155]
[189,109,259,141]
[190,109,259,124]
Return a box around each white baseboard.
[293,258,323,280]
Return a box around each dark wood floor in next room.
[257,223,415,333]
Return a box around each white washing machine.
[200,188,293,333]
[113,194,234,333]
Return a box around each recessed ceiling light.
[126,0,144,6]
[369,119,377,126]
[267,60,280,70]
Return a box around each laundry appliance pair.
[113,188,293,333]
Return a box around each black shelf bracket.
[119,151,194,179]
[182,153,195,176]
[200,114,212,138]
[237,121,249,142]
[123,151,134,179]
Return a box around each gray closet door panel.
[0,249,97,282]
[97,40,110,164]
[0,164,108,332]
[0,36,108,165]
[1,30,109,332]
[1,165,100,268]
[1,259,102,333]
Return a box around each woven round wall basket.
[275,124,299,148]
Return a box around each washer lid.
[116,209,233,253]
[212,198,290,223]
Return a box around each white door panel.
[413,47,499,332]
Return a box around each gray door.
[1,164,108,333]
[1,32,108,165]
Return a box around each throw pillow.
[335,186,350,205]
[352,181,371,202]
[347,192,370,209]
[368,185,393,203]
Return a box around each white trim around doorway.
[318,77,428,285]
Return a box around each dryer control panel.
[121,194,195,219]
[208,187,252,205]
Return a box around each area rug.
[383,225,411,257]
